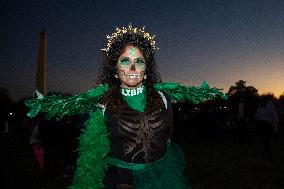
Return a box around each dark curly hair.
[97,32,164,113]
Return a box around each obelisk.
[36,30,46,95]
[33,30,46,173]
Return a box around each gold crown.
[101,23,158,55]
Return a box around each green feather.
[154,82,227,103]
[25,84,109,119]
[70,109,110,189]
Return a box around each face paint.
[134,57,146,69]
[117,45,146,89]
[118,57,130,67]
[129,47,136,57]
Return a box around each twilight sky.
[1,0,284,101]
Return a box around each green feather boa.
[25,82,227,119]
[25,84,109,119]
[25,82,227,188]
[154,81,227,103]
[70,109,109,189]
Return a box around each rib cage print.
[117,108,171,162]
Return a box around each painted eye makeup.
[135,58,145,67]
[119,57,130,66]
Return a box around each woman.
[26,24,226,189]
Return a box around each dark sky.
[1,0,284,101]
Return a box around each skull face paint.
[117,45,146,89]
[129,47,136,57]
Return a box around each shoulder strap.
[158,91,168,110]
[96,103,106,115]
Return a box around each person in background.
[255,98,279,156]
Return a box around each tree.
[228,80,259,119]
[259,93,277,101]
[228,80,258,99]
[279,93,284,103]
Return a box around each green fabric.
[106,143,190,189]
[70,109,110,189]
[121,85,146,112]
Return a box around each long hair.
[97,32,164,113]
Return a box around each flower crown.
[101,23,158,55]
